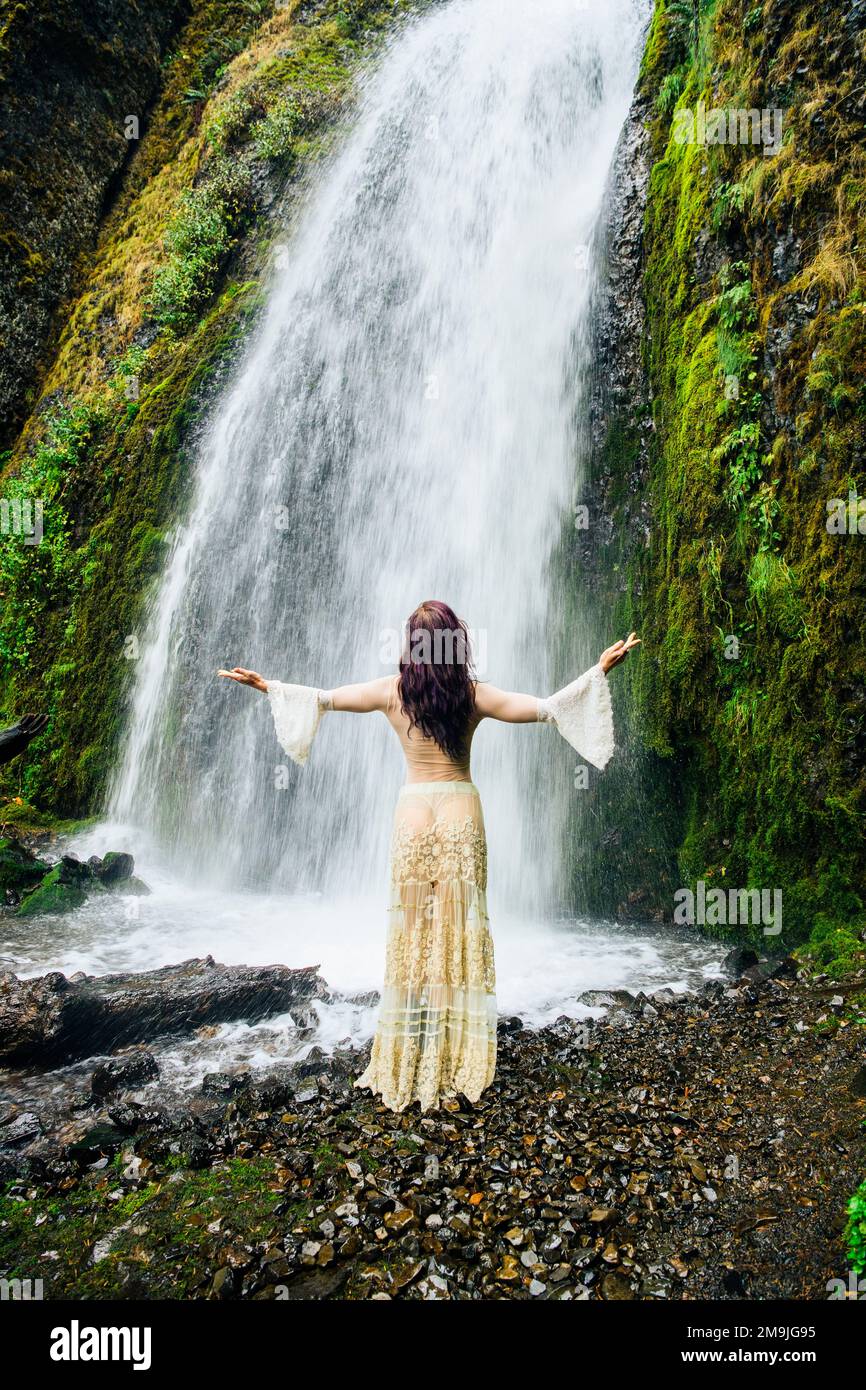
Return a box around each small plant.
[148,157,253,329]
[747,480,782,553]
[747,549,804,636]
[205,91,258,151]
[657,66,686,117]
[744,5,763,33]
[253,97,303,162]
[665,0,707,61]
[717,263,756,332]
[847,1175,866,1277]
[711,179,746,232]
[715,421,766,507]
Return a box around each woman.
[219,601,639,1112]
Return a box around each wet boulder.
[0,956,328,1066]
[722,946,759,978]
[91,1051,160,1099]
[201,1071,250,1098]
[68,1124,127,1165]
[0,837,52,905]
[16,855,94,915]
[16,850,148,916]
[577,989,636,1009]
[93,851,135,886]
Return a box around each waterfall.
[109,0,651,926]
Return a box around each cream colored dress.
[266,664,614,1112]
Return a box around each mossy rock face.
[16,863,95,916]
[0,0,188,448]
[0,837,51,895]
[629,0,866,947]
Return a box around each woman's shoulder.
[384,672,401,711]
[472,680,491,720]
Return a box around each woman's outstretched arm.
[325,675,394,713]
[474,684,541,723]
[217,667,393,712]
[475,634,640,724]
[218,667,394,765]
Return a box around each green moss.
[0,836,50,893]
[846,1166,866,1278]
[799,914,866,978]
[149,155,254,328]
[15,863,92,916]
[0,1156,290,1298]
[630,0,866,947]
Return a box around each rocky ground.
[1,959,864,1301]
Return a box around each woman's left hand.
[599,633,641,675]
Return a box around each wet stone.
[2,960,863,1302]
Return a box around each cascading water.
[112,0,650,903]
[2,0,725,1072]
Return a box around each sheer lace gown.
[264,665,614,1112]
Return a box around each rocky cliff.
[0,0,188,448]
[570,0,865,962]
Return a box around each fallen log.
[0,955,327,1066]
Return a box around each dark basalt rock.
[201,1071,251,1098]
[68,1123,127,1165]
[723,946,759,977]
[91,1051,160,1099]
[729,952,800,987]
[0,1110,43,1146]
[577,989,636,1009]
[0,956,327,1066]
[342,989,381,1008]
[94,851,136,886]
[497,1016,524,1036]
[15,849,147,916]
[0,837,53,905]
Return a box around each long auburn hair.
[398,600,476,760]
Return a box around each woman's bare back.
[383,674,479,783]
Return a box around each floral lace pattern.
[355,783,497,1113]
[538,662,615,770]
[265,681,324,766]
[390,814,487,888]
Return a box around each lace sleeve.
[538,662,614,770]
[265,682,330,766]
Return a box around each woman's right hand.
[217,667,268,693]
[599,633,641,675]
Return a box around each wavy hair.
[398,600,476,760]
